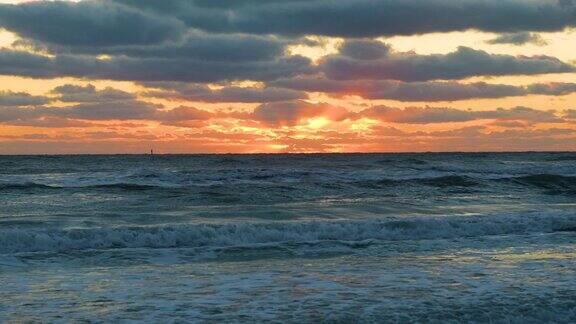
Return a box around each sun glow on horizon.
[0,0,575,154]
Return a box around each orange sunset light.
[0,0,575,154]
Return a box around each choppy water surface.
[1,153,575,322]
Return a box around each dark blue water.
[1,153,576,322]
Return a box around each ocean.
[1,153,575,322]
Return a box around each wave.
[0,183,55,190]
[546,155,576,162]
[354,174,576,191]
[351,175,479,190]
[2,169,576,193]
[416,175,480,188]
[0,182,169,191]
[2,212,575,254]
[503,174,576,191]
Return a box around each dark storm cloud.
[1,1,573,86]
[525,83,576,95]
[0,49,313,83]
[142,82,307,103]
[0,85,231,125]
[52,84,135,103]
[486,32,548,46]
[269,77,576,101]
[269,78,523,101]
[3,101,160,122]
[3,0,574,44]
[56,101,160,120]
[109,0,576,37]
[19,32,292,63]
[321,46,575,81]
[0,106,42,122]
[0,85,160,122]
[269,77,353,93]
[338,39,391,60]
[0,1,185,46]
[0,90,50,106]
[359,82,527,101]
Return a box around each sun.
[304,117,331,130]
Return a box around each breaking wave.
[2,212,575,254]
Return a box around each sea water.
[1,153,575,322]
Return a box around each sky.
[0,0,575,154]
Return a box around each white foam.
[1,211,575,254]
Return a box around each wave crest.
[2,212,575,254]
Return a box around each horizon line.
[0,150,574,157]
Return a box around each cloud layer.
[0,0,574,153]
[321,44,574,81]
[109,0,576,37]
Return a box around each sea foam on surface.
[2,211,575,254]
